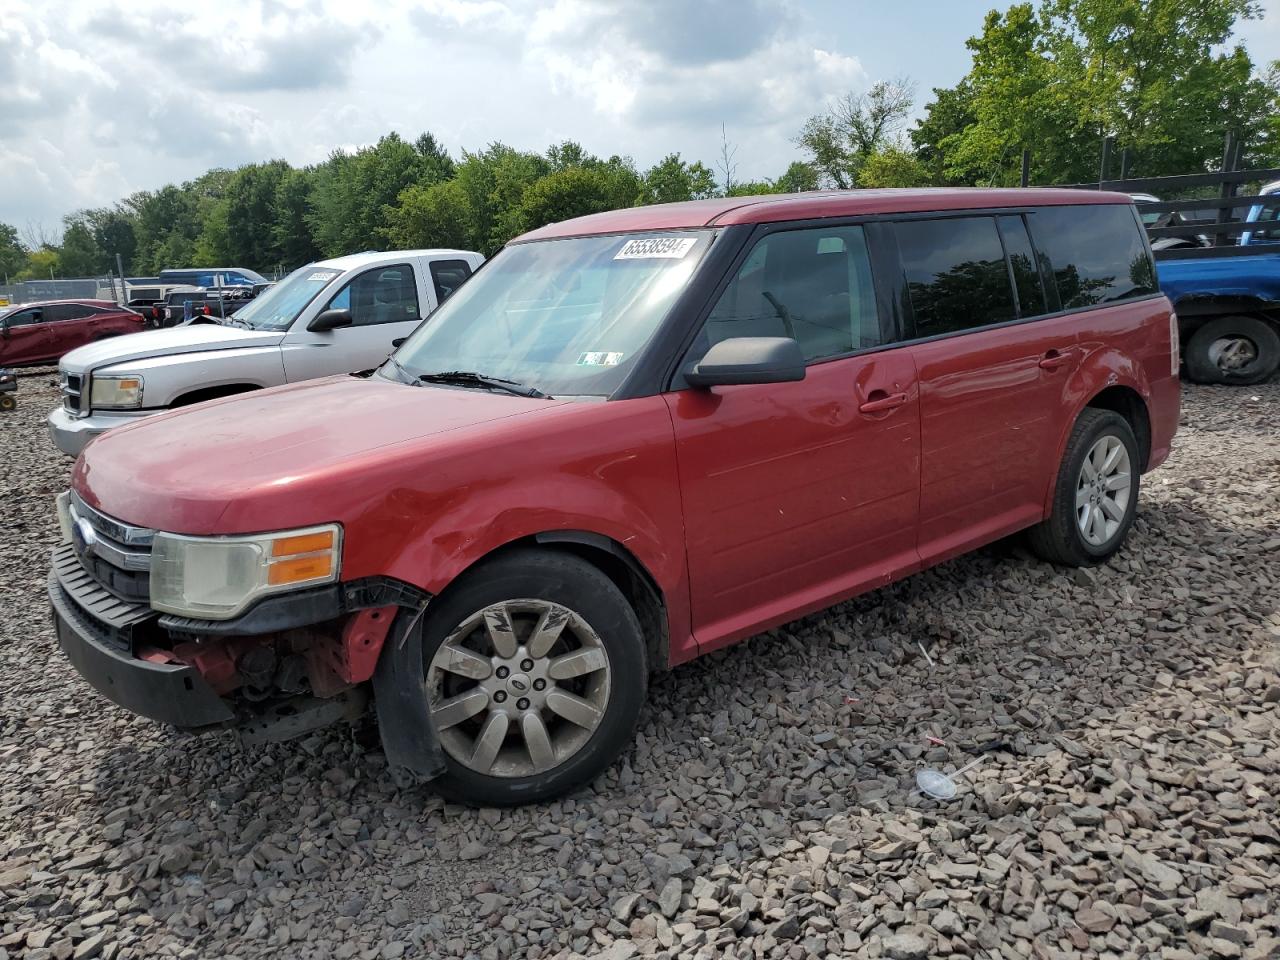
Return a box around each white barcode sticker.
[614,237,697,260]
[577,352,624,366]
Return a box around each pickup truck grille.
[61,372,87,417]
[67,491,153,603]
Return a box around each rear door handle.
[859,391,908,414]
[1039,350,1072,370]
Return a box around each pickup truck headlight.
[90,375,144,409]
[150,524,342,620]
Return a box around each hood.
[74,375,567,533]
[60,323,285,374]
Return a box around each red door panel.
[667,348,921,654]
[909,318,1080,566]
[0,310,51,365]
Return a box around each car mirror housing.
[685,336,806,388]
[309,308,354,332]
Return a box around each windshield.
[230,266,341,330]
[392,231,715,397]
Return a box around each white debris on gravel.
[1,370,1278,960]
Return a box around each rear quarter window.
[1028,204,1156,309]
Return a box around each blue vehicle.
[1139,180,1280,385]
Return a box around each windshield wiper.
[417,370,549,399]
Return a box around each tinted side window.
[326,265,420,327]
[700,225,880,362]
[1028,204,1156,308]
[5,308,42,327]
[430,259,473,304]
[998,215,1048,316]
[896,217,1016,335]
[48,304,96,322]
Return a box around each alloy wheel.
[426,599,611,778]
[1208,336,1258,373]
[1076,435,1133,547]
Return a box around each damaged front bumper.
[47,542,443,776]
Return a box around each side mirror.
[309,308,354,332]
[685,337,806,388]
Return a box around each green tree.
[58,217,102,276]
[858,146,931,187]
[309,133,435,256]
[17,247,60,281]
[641,154,717,203]
[0,223,29,281]
[517,162,643,233]
[385,179,474,250]
[775,161,820,193]
[917,0,1279,185]
[796,79,915,187]
[272,168,320,270]
[83,207,138,275]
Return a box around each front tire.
[1028,409,1141,567]
[418,549,647,805]
[1184,315,1280,385]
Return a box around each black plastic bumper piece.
[373,608,447,781]
[49,575,233,728]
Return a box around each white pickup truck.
[49,249,483,456]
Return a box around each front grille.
[51,543,155,652]
[62,371,87,416]
[68,491,154,602]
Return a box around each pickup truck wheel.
[418,549,646,806]
[1028,409,1141,567]
[1184,315,1280,385]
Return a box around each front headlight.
[150,524,342,620]
[90,375,144,409]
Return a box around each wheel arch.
[429,530,672,674]
[170,382,262,408]
[1083,384,1151,471]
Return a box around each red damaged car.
[1,300,144,366]
[50,189,1179,804]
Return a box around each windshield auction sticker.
[614,237,697,260]
[577,352,624,366]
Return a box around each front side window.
[393,231,715,397]
[1028,204,1157,309]
[896,217,1017,336]
[3,307,42,327]
[324,265,420,326]
[696,224,880,362]
[230,266,342,330]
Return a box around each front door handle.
[859,391,908,414]
[1039,349,1072,370]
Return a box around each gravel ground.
[1,370,1278,960]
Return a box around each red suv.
[0,300,144,366]
[49,189,1179,805]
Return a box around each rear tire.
[0,395,14,412]
[416,549,647,806]
[1184,315,1280,385]
[1028,409,1141,567]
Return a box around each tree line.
[2,0,1275,284]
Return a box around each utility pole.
[116,253,127,305]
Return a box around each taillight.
[1169,312,1180,376]
[203,305,211,315]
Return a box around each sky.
[2,0,1277,238]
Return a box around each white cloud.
[0,0,872,235]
